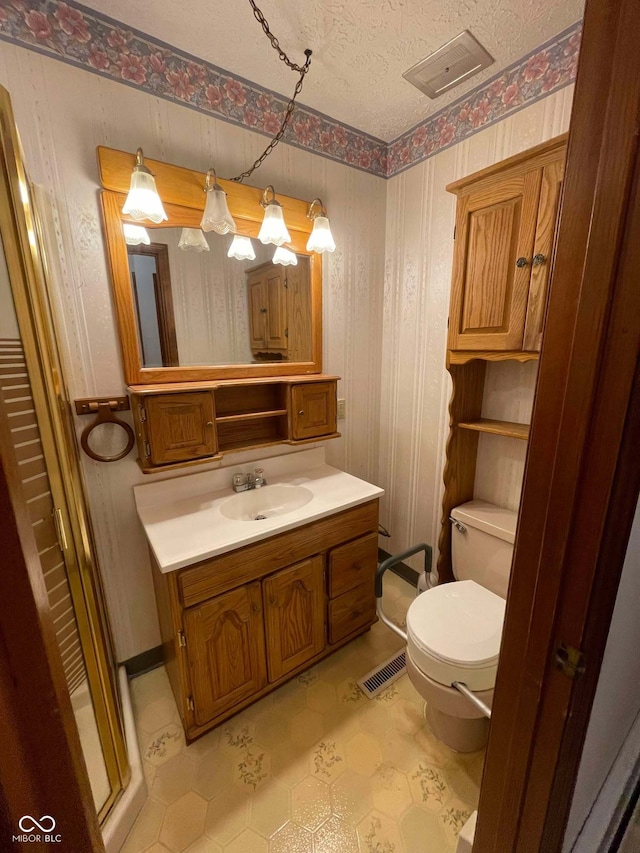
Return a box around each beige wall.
[0,43,386,660]
[378,85,575,570]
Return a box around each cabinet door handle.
[298,410,305,416]
[532,253,546,266]
[516,256,530,268]
[251,603,261,614]
[206,421,214,428]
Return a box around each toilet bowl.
[404,500,517,752]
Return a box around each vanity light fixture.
[227,234,256,261]
[306,198,336,253]
[272,245,298,266]
[178,228,210,252]
[258,186,291,247]
[122,148,168,223]
[122,223,150,246]
[201,168,236,234]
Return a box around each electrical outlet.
[337,398,346,420]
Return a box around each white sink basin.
[220,483,314,522]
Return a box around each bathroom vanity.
[134,450,383,741]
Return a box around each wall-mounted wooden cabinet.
[437,135,567,583]
[152,500,379,742]
[130,375,340,473]
[447,136,566,354]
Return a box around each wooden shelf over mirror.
[98,146,323,385]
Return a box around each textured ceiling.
[81,0,583,141]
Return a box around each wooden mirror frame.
[98,147,322,385]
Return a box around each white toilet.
[405,500,517,752]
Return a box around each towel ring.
[79,400,135,463]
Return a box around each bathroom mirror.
[99,147,322,385]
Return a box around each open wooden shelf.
[458,418,530,440]
[215,409,287,424]
[447,350,540,366]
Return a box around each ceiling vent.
[403,31,494,99]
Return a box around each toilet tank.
[450,500,518,599]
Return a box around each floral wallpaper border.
[0,0,581,179]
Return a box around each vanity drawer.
[329,582,376,645]
[328,532,378,598]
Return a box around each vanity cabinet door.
[183,582,267,727]
[291,382,337,440]
[145,392,217,465]
[448,168,543,352]
[263,556,325,682]
[247,265,288,354]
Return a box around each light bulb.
[123,223,150,245]
[227,234,256,261]
[178,228,210,252]
[200,168,236,234]
[122,148,167,223]
[306,215,336,253]
[272,246,298,266]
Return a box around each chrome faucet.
[232,468,267,492]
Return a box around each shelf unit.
[458,418,530,440]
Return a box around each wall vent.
[403,31,494,99]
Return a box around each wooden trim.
[127,242,179,367]
[475,0,640,848]
[446,133,568,195]
[0,392,104,851]
[457,418,529,440]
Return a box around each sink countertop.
[133,449,384,573]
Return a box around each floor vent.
[357,650,407,699]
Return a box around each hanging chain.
[229,1,312,183]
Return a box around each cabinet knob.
[353,562,362,571]
[260,307,268,314]
[532,253,547,266]
[206,421,214,428]
[270,597,278,607]
[516,256,529,268]
[252,603,261,614]
[298,410,305,416]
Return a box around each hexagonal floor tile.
[337,677,368,707]
[344,731,382,777]
[379,726,420,773]
[330,769,373,826]
[255,711,291,751]
[159,791,207,852]
[193,750,234,800]
[184,837,223,853]
[270,820,313,853]
[219,718,256,752]
[391,698,425,735]
[309,738,346,782]
[372,762,412,819]
[408,761,451,813]
[249,779,290,837]
[224,827,268,853]
[357,809,406,853]
[357,701,395,738]
[290,708,324,749]
[414,725,457,769]
[150,752,198,805]
[205,786,250,845]
[232,744,271,793]
[305,680,338,715]
[314,815,359,853]
[137,696,179,735]
[444,762,482,807]
[143,723,185,767]
[291,776,331,830]
[400,804,450,852]
[120,797,165,853]
[439,799,473,847]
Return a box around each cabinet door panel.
[263,556,325,681]
[249,279,267,350]
[266,270,288,351]
[184,583,267,726]
[523,158,565,351]
[146,392,216,465]
[329,582,376,645]
[291,382,337,440]
[448,170,542,351]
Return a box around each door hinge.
[177,630,186,648]
[186,695,195,712]
[138,403,147,423]
[555,642,586,679]
[284,277,288,288]
[143,440,151,458]
[285,328,289,338]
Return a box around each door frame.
[127,242,179,367]
[475,0,640,848]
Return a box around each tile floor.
[123,573,484,853]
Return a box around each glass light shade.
[178,228,210,252]
[227,234,256,261]
[122,169,167,223]
[306,215,336,253]
[258,203,291,246]
[272,246,298,266]
[123,223,150,246]
[201,188,236,234]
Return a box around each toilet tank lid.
[451,500,518,544]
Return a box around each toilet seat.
[406,580,506,691]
